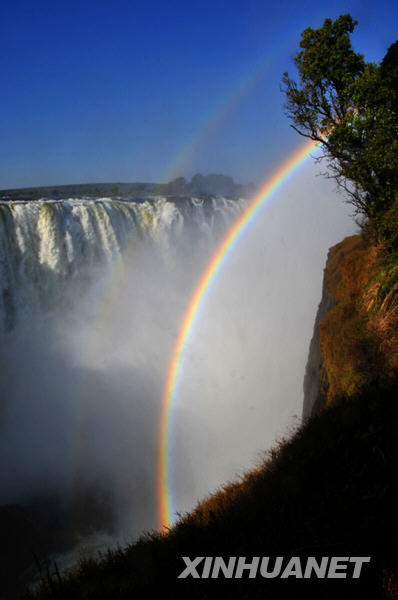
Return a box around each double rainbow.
[157,137,319,529]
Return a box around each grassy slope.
[26,235,398,600]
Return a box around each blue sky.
[0,0,397,189]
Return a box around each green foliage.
[282,15,398,233]
[380,194,398,253]
[283,15,364,133]
[381,40,398,103]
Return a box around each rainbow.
[157,137,320,529]
[163,58,273,182]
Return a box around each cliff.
[302,249,335,419]
[304,234,398,419]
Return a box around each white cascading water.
[0,194,247,586]
[0,196,245,331]
[0,194,248,557]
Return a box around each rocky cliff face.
[302,249,335,420]
[303,234,398,421]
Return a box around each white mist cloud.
[171,163,356,514]
[0,171,356,546]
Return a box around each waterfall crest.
[0,196,245,330]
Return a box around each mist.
[0,166,356,553]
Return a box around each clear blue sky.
[0,0,397,189]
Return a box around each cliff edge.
[302,248,335,420]
[303,234,398,420]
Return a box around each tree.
[282,15,398,231]
[166,177,187,195]
[381,40,398,97]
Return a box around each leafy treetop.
[282,14,398,235]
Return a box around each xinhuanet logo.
[177,556,371,579]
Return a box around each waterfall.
[0,196,245,331]
[0,181,355,590]
[0,194,246,530]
